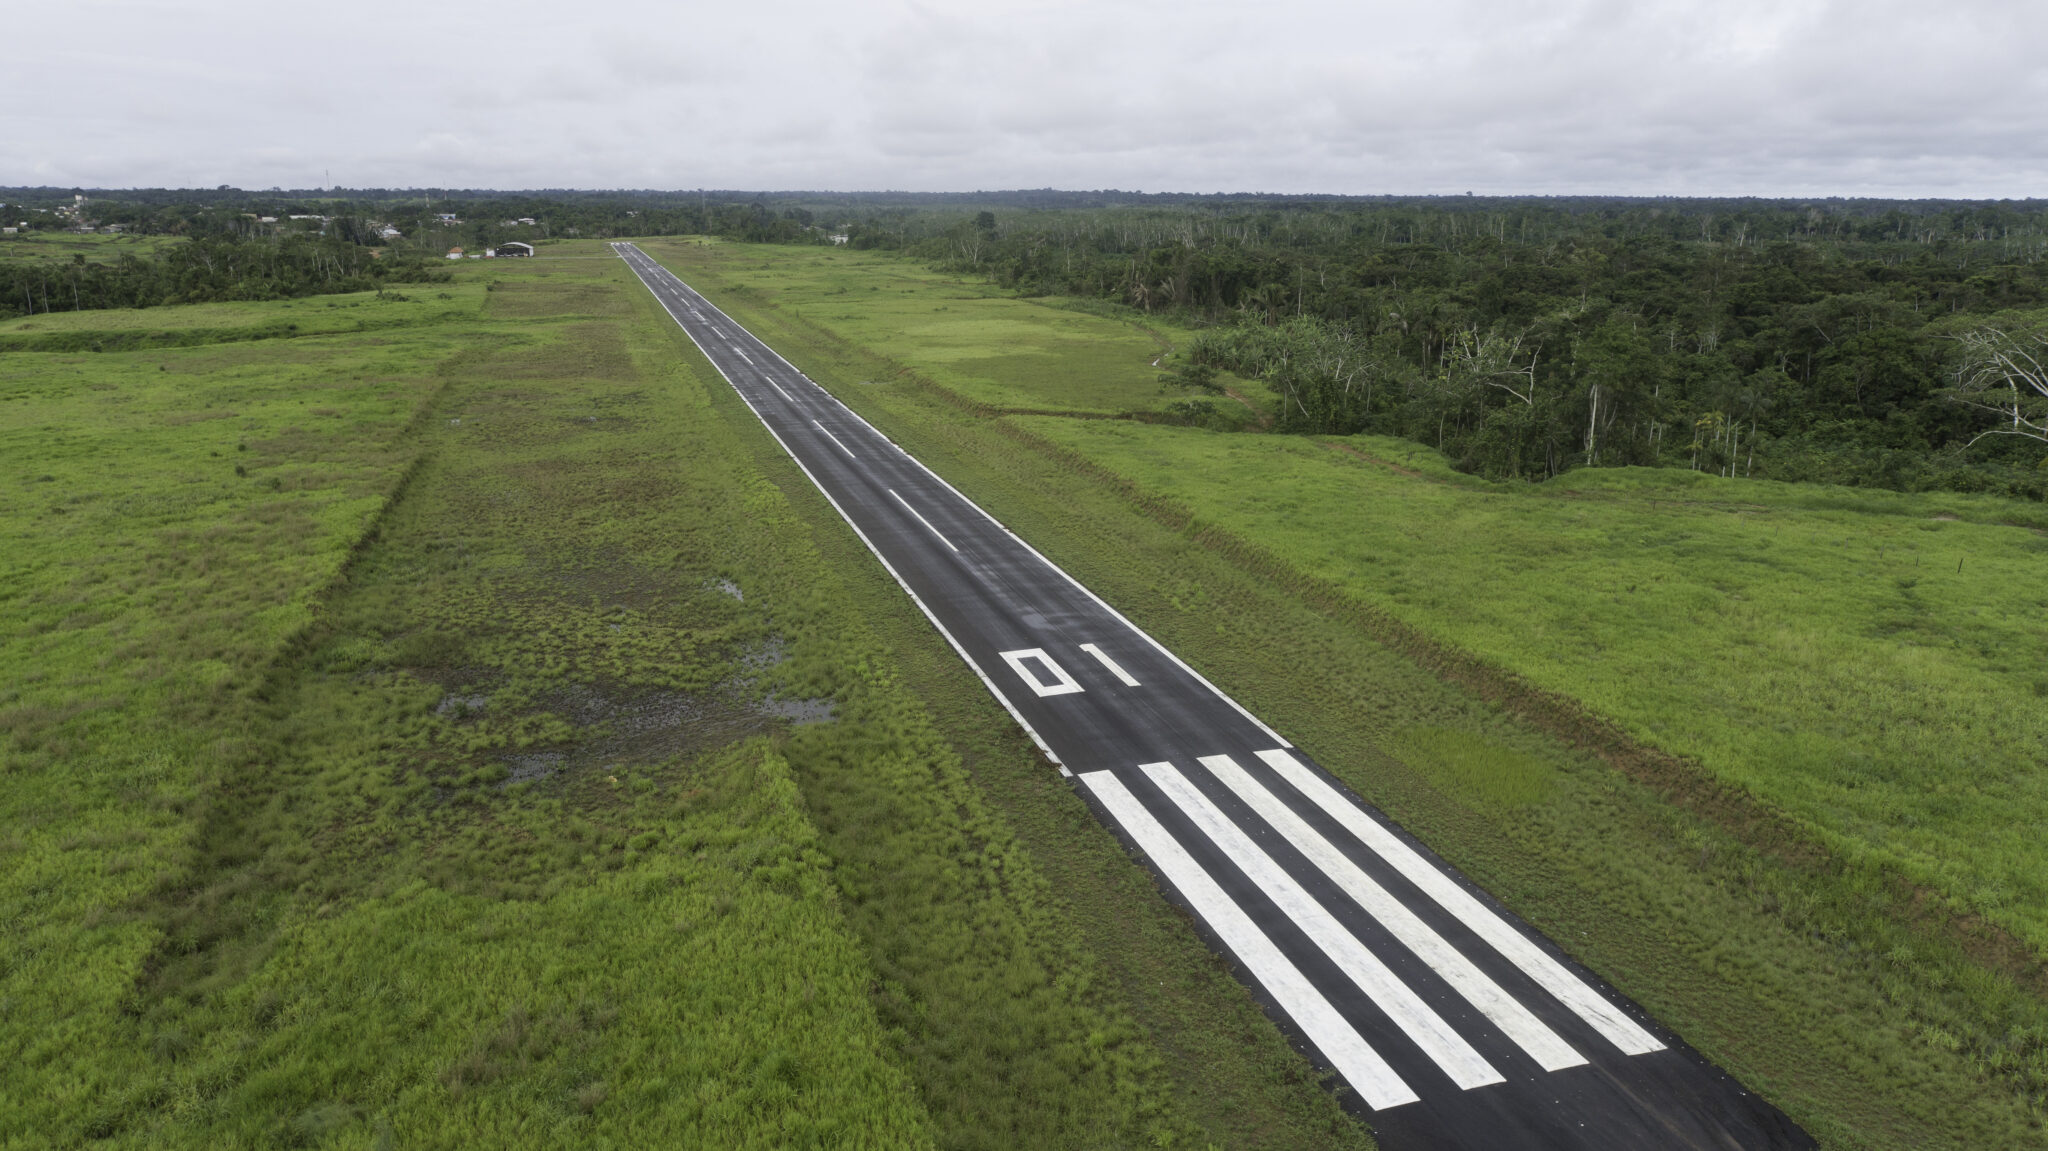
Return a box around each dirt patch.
[498,685,765,785]
[760,695,835,725]
[497,672,835,787]
[436,693,488,718]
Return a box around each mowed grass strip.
[659,239,1201,416]
[650,236,2048,1148]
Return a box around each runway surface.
[614,242,1815,1149]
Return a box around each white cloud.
[6,0,2045,195]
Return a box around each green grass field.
[1019,424,2048,944]
[17,228,2048,1147]
[668,241,1262,418]
[643,236,2048,1148]
[3,246,1385,1148]
[0,231,186,263]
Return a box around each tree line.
[855,197,2048,499]
[8,187,2045,497]
[0,232,459,318]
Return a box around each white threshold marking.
[812,420,857,459]
[1198,755,1585,1071]
[1144,763,1504,1091]
[1256,749,1666,1056]
[1081,770,1419,1110]
[888,489,958,553]
[1078,642,1140,687]
[999,648,1085,697]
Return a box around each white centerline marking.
[618,248,1066,776]
[612,248,1272,763]
[888,489,959,553]
[736,348,754,365]
[1198,755,1585,1071]
[1080,770,1419,1111]
[1144,763,1504,1091]
[1078,643,1140,687]
[812,419,857,459]
[999,648,1086,697]
[1256,749,1666,1056]
[766,379,794,402]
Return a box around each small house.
[446,247,465,260]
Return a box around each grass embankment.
[643,236,2048,1148]
[5,251,1279,1146]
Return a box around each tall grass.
[4,249,1249,1148]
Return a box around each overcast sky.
[11,0,2045,197]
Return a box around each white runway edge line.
[611,244,1069,778]
[1255,749,1666,1056]
[624,247,1288,749]
[812,420,857,460]
[1197,755,1586,1072]
[1081,770,1420,1111]
[1079,642,1141,687]
[1143,762,1504,1091]
[889,489,959,553]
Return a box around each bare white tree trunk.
[1584,384,1601,466]
[1950,327,2048,444]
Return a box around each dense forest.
[860,197,2048,498]
[6,186,2045,497]
[0,234,450,315]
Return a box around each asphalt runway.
[614,242,1816,1150]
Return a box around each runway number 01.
[999,648,1085,697]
